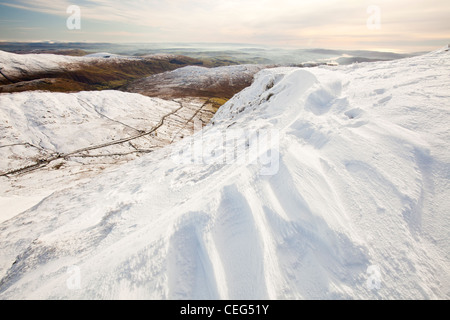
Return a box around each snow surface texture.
[0,48,449,299]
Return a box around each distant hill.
[0,50,208,92]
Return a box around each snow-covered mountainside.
[0,50,175,79]
[0,50,208,94]
[0,48,449,299]
[0,90,215,221]
[124,64,265,99]
[0,90,207,167]
[0,50,89,78]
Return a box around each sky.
[0,0,449,52]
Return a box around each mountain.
[123,64,265,100]
[0,90,218,222]
[0,50,206,92]
[0,48,449,299]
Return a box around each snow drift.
[0,48,449,299]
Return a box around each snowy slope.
[124,64,265,99]
[0,90,213,222]
[0,91,177,154]
[0,48,449,299]
[0,50,148,78]
[0,90,203,172]
[0,50,203,89]
[0,50,91,78]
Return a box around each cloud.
[0,0,449,50]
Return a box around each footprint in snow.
[376,95,392,106]
[343,108,369,128]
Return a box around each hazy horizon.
[0,0,449,53]
[0,41,424,66]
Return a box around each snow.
[168,64,263,78]
[0,195,51,224]
[0,50,85,77]
[0,90,212,225]
[125,64,265,98]
[84,52,125,59]
[0,91,182,168]
[169,65,265,90]
[0,48,449,299]
[0,50,139,78]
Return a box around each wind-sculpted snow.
[0,48,449,299]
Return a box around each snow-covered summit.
[0,49,449,299]
[0,50,84,77]
[0,50,179,81]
